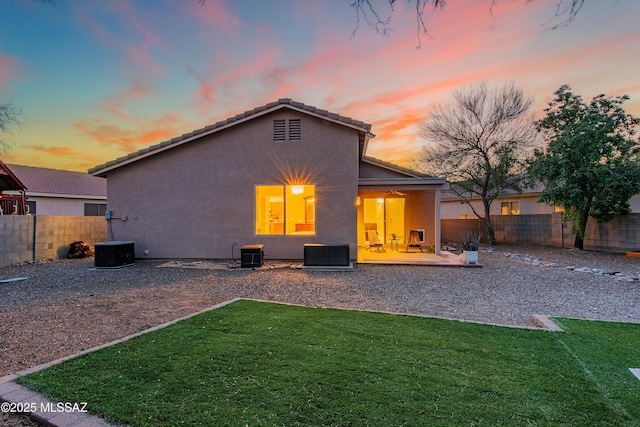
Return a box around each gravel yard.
[1,243,640,425]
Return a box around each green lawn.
[19,300,640,426]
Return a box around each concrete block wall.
[440,219,485,244]
[584,214,640,253]
[491,214,552,245]
[441,213,640,253]
[0,216,34,267]
[0,215,106,268]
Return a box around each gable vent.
[289,119,301,141]
[273,119,286,141]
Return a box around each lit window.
[501,202,509,215]
[510,201,520,215]
[256,185,315,235]
[501,201,520,215]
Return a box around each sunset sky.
[1,0,638,172]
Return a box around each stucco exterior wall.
[442,193,640,220]
[440,194,554,219]
[629,194,640,213]
[104,110,360,260]
[25,196,106,216]
[406,191,437,247]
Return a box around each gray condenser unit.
[94,241,135,269]
[304,244,350,266]
[240,244,264,268]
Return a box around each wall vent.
[289,119,301,140]
[273,120,286,141]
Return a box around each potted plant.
[460,231,482,264]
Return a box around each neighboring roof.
[89,98,373,177]
[358,156,449,190]
[362,156,428,178]
[0,159,26,192]
[6,164,107,198]
[440,179,545,201]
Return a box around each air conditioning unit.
[304,244,350,266]
[94,241,135,269]
[240,244,264,268]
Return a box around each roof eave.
[358,177,449,191]
[3,190,107,199]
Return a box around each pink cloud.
[24,145,75,157]
[0,55,19,90]
[76,1,163,74]
[101,78,154,119]
[112,1,163,73]
[190,0,242,34]
[73,113,189,154]
[74,5,117,49]
[187,66,216,114]
[11,146,106,172]
[189,46,281,117]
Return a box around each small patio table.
[389,234,402,251]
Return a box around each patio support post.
[434,189,441,254]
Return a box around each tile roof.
[362,156,431,178]
[440,179,546,201]
[89,98,373,176]
[6,164,107,197]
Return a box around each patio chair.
[406,229,423,252]
[368,229,385,252]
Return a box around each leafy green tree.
[528,85,640,249]
[417,82,537,245]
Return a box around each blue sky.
[1,0,638,171]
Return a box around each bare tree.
[417,82,537,244]
[351,0,587,47]
[0,103,20,153]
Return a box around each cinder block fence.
[0,215,106,268]
[441,213,640,253]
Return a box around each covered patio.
[357,157,450,259]
[357,245,477,266]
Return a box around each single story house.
[2,164,107,216]
[441,182,640,219]
[89,99,448,261]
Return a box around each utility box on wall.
[240,244,264,268]
[94,240,135,269]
